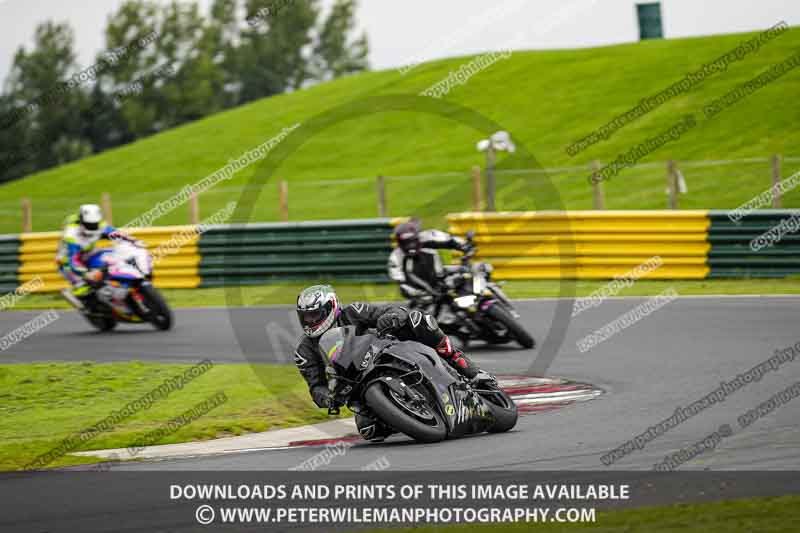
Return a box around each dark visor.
[83,221,100,231]
[298,307,326,327]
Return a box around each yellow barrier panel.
[493,265,709,279]
[447,211,711,279]
[448,211,709,235]
[476,242,710,257]
[19,273,202,292]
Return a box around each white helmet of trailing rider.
[78,204,104,240]
[296,285,340,338]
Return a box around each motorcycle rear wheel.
[364,382,447,443]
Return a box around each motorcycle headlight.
[454,295,477,308]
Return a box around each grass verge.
[9,278,800,310]
[0,362,339,471]
[365,494,800,533]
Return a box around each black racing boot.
[355,413,394,442]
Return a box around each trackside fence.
[1,212,797,294]
[0,218,403,293]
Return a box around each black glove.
[311,386,331,408]
[376,308,409,334]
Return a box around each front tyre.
[138,285,173,331]
[481,388,518,433]
[486,304,535,349]
[364,382,447,443]
[88,315,117,332]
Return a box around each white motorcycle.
[61,241,173,331]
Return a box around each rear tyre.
[486,304,535,349]
[138,285,173,331]
[364,382,447,443]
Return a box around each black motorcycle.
[321,326,518,443]
[414,232,535,350]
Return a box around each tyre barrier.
[447,210,800,279]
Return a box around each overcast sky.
[0,0,798,85]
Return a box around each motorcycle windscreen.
[84,248,113,269]
[319,326,353,367]
[384,341,459,388]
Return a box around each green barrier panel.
[199,274,389,288]
[707,210,800,278]
[200,264,388,276]
[709,234,800,243]
[200,232,392,247]
[708,269,800,278]
[197,219,397,286]
[0,234,21,292]
[200,255,388,268]
[199,242,392,255]
[709,244,800,256]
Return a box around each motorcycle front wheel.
[88,314,117,332]
[486,304,535,349]
[480,388,518,433]
[137,285,173,331]
[364,382,447,443]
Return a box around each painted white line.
[513,391,602,405]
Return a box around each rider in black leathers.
[292,284,492,441]
[388,220,473,309]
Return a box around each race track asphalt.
[2,296,799,472]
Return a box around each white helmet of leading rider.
[78,204,104,240]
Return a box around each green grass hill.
[1,26,799,233]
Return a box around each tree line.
[0,0,368,183]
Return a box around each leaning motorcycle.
[321,326,518,443]
[61,241,173,331]
[422,231,535,349]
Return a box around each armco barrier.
[4,212,795,292]
[0,235,21,292]
[707,210,800,278]
[448,210,800,279]
[1,218,402,294]
[198,219,402,287]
